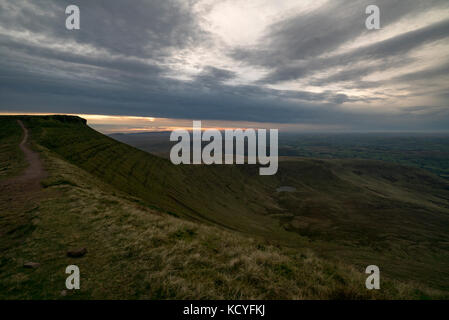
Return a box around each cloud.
[0,0,208,58]
[241,4,449,84]
[0,0,449,131]
[196,66,237,84]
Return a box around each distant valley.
[1,116,449,299]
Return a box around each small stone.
[23,262,40,269]
[67,247,87,258]
[60,290,67,297]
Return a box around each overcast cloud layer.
[1,0,449,131]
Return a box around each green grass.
[1,115,449,298]
[23,116,449,290]
[23,116,298,244]
[0,137,441,299]
[0,117,26,180]
[278,133,449,179]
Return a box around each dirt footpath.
[0,120,47,245]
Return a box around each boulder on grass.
[67,247,87,258]
[23,262,40,269]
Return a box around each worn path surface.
[0,120,47,245]
[0,120,46,191]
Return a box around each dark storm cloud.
[196,67,237,84]
[0,36,164,78]
[306,18,449,89]
[339,61,449,93]
[0,0,361,122]
[0,0,449,131]
[234,0,448,65]
[393,62,449,83]
[0,51,353,123]
[0,0,207,58]
[251,13,449,84]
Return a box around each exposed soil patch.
[0,120,47,192]
[0,120,47,248]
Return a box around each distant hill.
[1,115,449,298]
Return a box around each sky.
[1,0,449,132]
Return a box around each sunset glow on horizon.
[0,112,344,133]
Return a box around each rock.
[60,290,67,297]
[67,247,87,258]
[23,262,40,269]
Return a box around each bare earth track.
[0,120,46,191]
[0,120,47,246]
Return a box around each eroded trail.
[0,120,46,191]
[0,120,47,244]
[16,120,46,187]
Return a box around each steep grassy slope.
[3,115,449,292]
[24,115,297,244]
[2,117,436,299]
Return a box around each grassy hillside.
[24,116,297,243]
[1,117,434,299]
[25,116,449,290]
[273,158,449,290]
[1,115,449,297]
